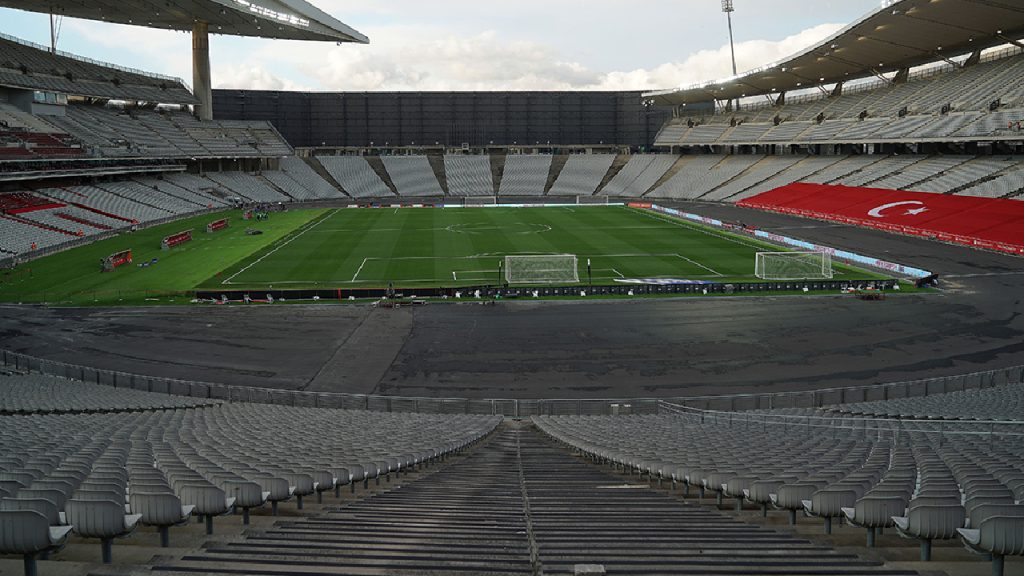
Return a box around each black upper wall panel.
[213,90,669,149]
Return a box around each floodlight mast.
[722,0,738,112]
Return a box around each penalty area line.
[222,209,339,285]
[351,257,369,283]
[674,254,724,277]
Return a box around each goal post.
[463,195,498,206]
[505,254,579,285]
[755,251,833,280]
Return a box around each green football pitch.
[0,205,889,305]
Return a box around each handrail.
[1,349,1022,418]
[657,400,1024,427]
[0,31,186,85]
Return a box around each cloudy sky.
[0,1,883,92]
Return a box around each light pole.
[722,0,738,112]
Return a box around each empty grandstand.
[1,0,1024,575]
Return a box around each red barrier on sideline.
[738,183,1024,255]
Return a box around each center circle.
[448,222,552,235]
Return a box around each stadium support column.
[192,22,213,121]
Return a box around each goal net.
[755,251,833,280]
[505,254,579,284]
[577,195,611,205]
[463,196,497,206]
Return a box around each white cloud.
[57,13,845,95]
[593,23,845,91]
[211,22,844,92]
[212,65,310,91]
[63,20,191,81]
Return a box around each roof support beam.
[192,21,213,121]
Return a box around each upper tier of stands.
[1,102,293,161]
[0,34,194,104]
[41,105,292,159]
[657,51,1024,146]
[0,102,84,160]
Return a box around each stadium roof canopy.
[0,0,368,43]
[645,0,1024,106]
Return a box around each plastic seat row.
[533,409,1024,575]
[0,387,501,571]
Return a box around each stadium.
[0,0,1022,574]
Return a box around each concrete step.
[152,423,923,576]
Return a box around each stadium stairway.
[643,155,695,197]
[302,157,352,198]
[427,154,450,196]
[148,423,919,576]
[593,154,631,195]
[544,155,570,196]
[364,156,400,197]
[490,153,506,195]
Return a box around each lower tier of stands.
[1,371,1021,575]
[534,381,1024,575]
[0,161,353,255]
[739,183,1024,255]
[0,372,499,572]
[310,152,1024,203]
[3,151,1022,256]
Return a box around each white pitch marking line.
[611,268,625,278]
[675,253,723,277]
[351,257,369,283]
[632,208,766,251]
[945,271,1024,279]
[222,209,338,285]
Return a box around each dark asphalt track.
[1,201,1022,399]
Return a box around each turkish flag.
[740,183,1024,254]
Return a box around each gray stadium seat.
[0,509,73,576]
[129,492,195,547]
[957,513,1024,576]
[892,498,966,561]
[64,499,142,563]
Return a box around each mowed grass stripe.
[215,206,886,288]
[3,206,890,303]
[0,209,325,304]
[573,208,714,278]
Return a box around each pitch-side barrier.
[2,349,1020,418]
